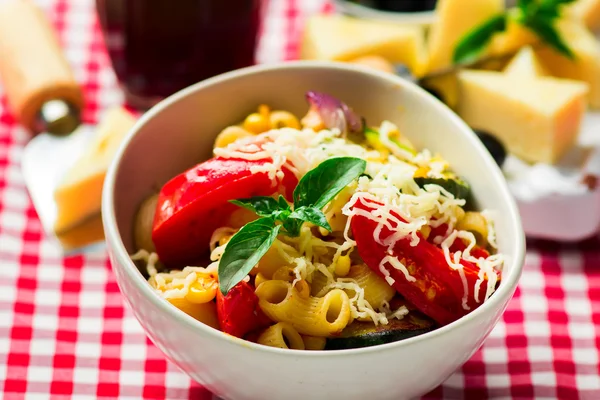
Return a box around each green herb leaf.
[293,157,366,209]
[230,196,286,217]
[524,17,574,59]
[277,195,289,210]
[282,219,303,237]
[517,0,534,12]
[288,206,331,233]
[453,14,507,65]
[218,218,281,294]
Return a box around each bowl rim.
[102,60,526,357]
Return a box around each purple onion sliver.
[305,91,364,134]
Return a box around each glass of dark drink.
[96,0,262,109]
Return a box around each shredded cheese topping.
[136,120,504,325]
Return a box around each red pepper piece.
[351,200,490,326]
[152,157,297,267]
[216,281,271,338]
[429,222,490,258]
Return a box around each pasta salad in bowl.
[132,92,504,350]
[102,62,524,400]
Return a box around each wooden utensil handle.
[0,0,83,133]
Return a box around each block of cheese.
[567,0,600,31]
[535,19,600,109]
[301,15,427,76]
[57,214,104,250]
[426,0,504,73]
[457,70,589,164]
[54,107,136,234]
[504,46,549,77]
[420,73,459,110]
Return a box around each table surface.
[1,0,599,399]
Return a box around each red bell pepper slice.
[216,281,271,338]
[152,157,297,267]
[351,199,493,326]
[429,222,490,259]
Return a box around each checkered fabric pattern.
[0,0,599,398]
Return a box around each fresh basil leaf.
[517,0,534,12]
[524,17,574,59]
[277,195,290,210]
[293,157,366,210]
[288,206,332,232]
[230,197,282,217]
[283,218,303,237]
[453,14,507,65]
[218,218,281,294]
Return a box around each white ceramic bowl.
[102,61,526,400]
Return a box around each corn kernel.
[414,166,430,178]
[335,255,351,277]
[295,280,311,299]
[243,113,271,134]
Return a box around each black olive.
[368,0,437,12]
[474,130,507,168]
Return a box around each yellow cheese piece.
[567,0,600,31]
[420,73,459,110]
[54,107,137,234]
[301,15,427,76]
[504,46,550,77]
[426,0,504,73]
[535,19,600,109]
[457,70,589,164]
[56,214,105,250]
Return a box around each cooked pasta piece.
[456,211,488,246]
[214,126,254,148]
[302,335,327,350]
[347,264,395,309]
[133,193,158,253]
[310,270,330,297]
[256,280,351,336]
[269,110,300,129]
[255,242,298,279]
[168,298,219,329]
[257,322,305,350]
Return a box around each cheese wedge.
[301,15,427,76]
[457,70,589,164]
[426,0,504,73]
[504,46,550,77]
[56,214,104,250]
[54,107,136,234]
[535,19,600,109]
[567,0,600,31]
[420,73,459,110]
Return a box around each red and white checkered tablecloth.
[0,0,599,399]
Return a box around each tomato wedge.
[216,281,271,338]
[351,199,492,326]
[152,157,297,267]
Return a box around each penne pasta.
[256,280,352,336]
[347,264,395,310]
[257,322,305,350]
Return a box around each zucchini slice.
[325,313,435,350]
[414,175,470,201]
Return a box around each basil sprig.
[453,0,576,65]
[218,157,367,294]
